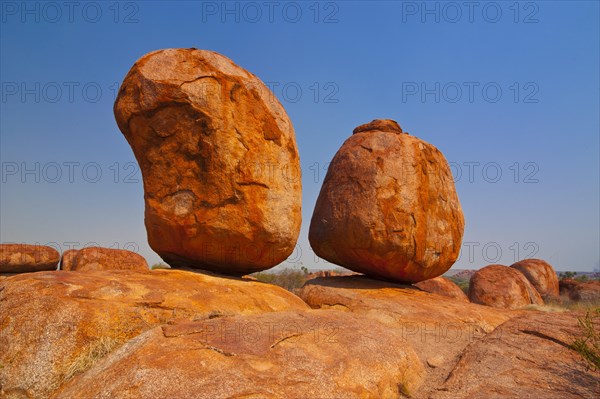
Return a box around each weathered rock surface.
[560,278,600,302]
[414,276,469,302]
[576,281,600,302]
[431,311,600,399]
[114,48,302,275]
[54,310,425,399]
[510,258,559,299]
[309,119,464,283]
[0,269,308,398]
[469,264,544,309]
[59,249,78,270]
[299,276,512,394]
[0,244,59,273]
[61,247,148,271]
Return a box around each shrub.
[252,266,309,294]
[447,275,469,294]
[571,309,600,371]
[559,271,577,279]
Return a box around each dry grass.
[521,294,600,313]
[61,336,121,383]
[523,304,570,312]
[60,314,143,384]
[546,296,600,311]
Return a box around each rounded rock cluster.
[468,264,544,309]
[510,258,559,299]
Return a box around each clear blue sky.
[1,1,598,272]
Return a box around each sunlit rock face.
[114,48,302,275]
[309,119,464,283]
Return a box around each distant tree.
[559,271,577,279]
[252,264,309,294]
[447,275,470,294]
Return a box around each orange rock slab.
[54,310,425,399]
[0,269,308,398]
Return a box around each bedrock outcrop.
[0,269,308,398]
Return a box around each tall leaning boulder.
[309,119,464,283]
[114,48,302,275]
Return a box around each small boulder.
[572,280,600,302]
[559,278,579,294]
[64,247,148,271]
[510,258,559,299]
[309,119,464,283]
[468,264,544,309]
[427,355,445,368]
[559,278,600,302]
[0,243,59,273]
[414,276,469,302]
